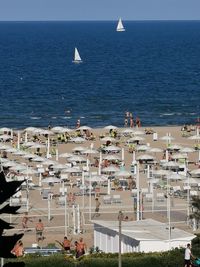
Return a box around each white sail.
[73,47,82,63]
[116,18,125,32]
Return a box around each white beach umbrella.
[103,145,121,152]
[136,145,150,152]
[59,152,74,158]
[42,177,61,183]
[153,169,172,176]
[10,165,27,171]
[22,153,36,159]
[121,128,134,135]
[72,146,86,152]
[22,141,37,147]
[12,150,27,156]
[24,127,38,132]
[31,156,45,162]
[167,144,182,151]
[188,135,200,140]
[166,173,186,180]
[190,169,200,175]
[68,155,86,163]
[180,147,196,153]
[100,136,117,143]
[160,135,175,141]
[115,170,132,177]
[171,153,188,160]
[63,167,81,173]
[0,144,11,150]
[81,149,98,155]
[30,143,46,149]
[53,164,67,170]
[2,161,18,167]
[5,148,18,153]
[85,175,108,182]
[162,161,179,168]
[127,136,145,143]
[102,165,120,173]
[133,130,145,135]
[104,125,118,130]
[20,169,38,175]
[149,147,163,153]
[0,134,12,141]
[0,127,12,132]
[77,126,92,131]
[103,154,121,161]
[136,154,155,161]
[70,137,86,143]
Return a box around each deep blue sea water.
[0,21,200,128]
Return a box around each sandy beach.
[2,124,200,250]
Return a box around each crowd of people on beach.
[124,112,141,128]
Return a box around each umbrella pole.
[64,196,67,236]
[136,162,140,221]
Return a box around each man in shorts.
[35,219,44,243]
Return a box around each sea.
[0,20,200,129]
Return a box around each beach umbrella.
[53,164,67,170]
[22,141,37,147]
[180,147,196,153]
[136,154,154,161]
[63,167,81,173]
[24,127,38,132]
[42,177,61,183]
[104,125,118,130]
[133,130,145,135]
[0,144,11,150]
[115,170,132,177]
[51,126,72,133]
[72,146,86,152]
[20,169,38,175]
[2,161,18,167]
[149,147,163,153]
[31,156,45,162]
[100,136,117,143]
[127,136,145,143]
[30,143,46,149]
[22,153,36,159]
[0,127,12,132]
[10,165,27,171]
[103,154,121,161]
[166,173,186,180]
[70,137,86,143]
[162,161,179,168]
[188,135,200,140]
[77,126,92,131]
[167,144,182,151]
[102,165,120,173]
[12,150,27,156]
[103,145,121,152]
[153,169,172,176]
[5,148,18,153]
[0,134,12,141]
[81,149,98,155]
[68,155,86,163]
[190,169,200,175]
[121,128,134,135]
[59,152,73,158]
[160,135,175,141]
[171,153,188,160]
[136,145,150,152]
[85,175,108,182]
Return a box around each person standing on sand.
[62,236,72,252]
[78,237,87,255]
[184,243,195,267]
[94,198,101,217]
[35,219,44,243]
[22,212,32,232]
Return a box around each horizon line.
[0,19,200,22]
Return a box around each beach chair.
[156,192,165,202]
[103,195,112,204]
[112,195,122,204]
[57,196,66,206]
[145,193,153,202]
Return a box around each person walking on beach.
[22,212,32,232]
[184,243,194,267]
[11,240,24,257]
[74,241,82,258]
[35,218,44,243]
[63,236,72,252]
[78,237,87,256]
[94,198,101,217]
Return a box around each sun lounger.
[103,195,112,204]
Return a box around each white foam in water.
[30,117,41,120]
[61,116,71,119]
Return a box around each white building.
[93,219,195,253]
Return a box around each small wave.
[160,113,175,116]
[51,116,57,119]
[80,116,85,119]
[61,116,72,119]
[189,113,197,115]
[30,116,41,120]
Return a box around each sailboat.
[116,18,125,32]
[73,47,82,63]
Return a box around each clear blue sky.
[0,0,200,21]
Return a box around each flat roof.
[93,219,195,241]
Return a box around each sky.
[0,0,200,21]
